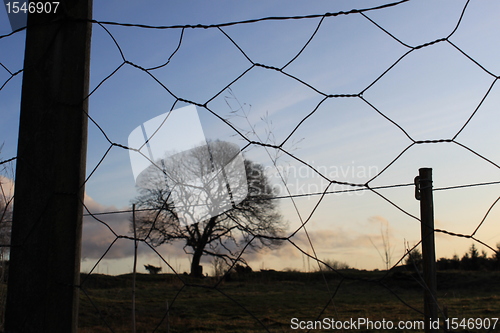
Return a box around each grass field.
[77,270,500,332]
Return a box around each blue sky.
[1,0,499,275]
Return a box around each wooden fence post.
[5,1,92,332]
[415,167,438,332]
[132,204,137,333]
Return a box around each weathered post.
[415,168,438,332]
[5,1,92,332]
[132,204,138,333]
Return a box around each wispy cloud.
[82,194,133,260]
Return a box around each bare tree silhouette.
[0,145,13,261]
[0,146,14,327]
[132,140,285,277]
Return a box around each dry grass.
[77,270,500,332]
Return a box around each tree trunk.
[190,216,217,277]
[190,251,203,278]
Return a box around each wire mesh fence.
[1,0,500,332]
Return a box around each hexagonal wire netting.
[1,0,500,332]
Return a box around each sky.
[1,0,499,275]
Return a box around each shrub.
[144,264,162,274]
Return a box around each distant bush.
[405,248,423,271]
[144,264,162,274]
[234,263,252,274]
[222,263,253,282]
[419,243,500,272]
[437,256,460,271]
[319,259,349,271]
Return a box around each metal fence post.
[5,1,92,332]
[415,168,438,332]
